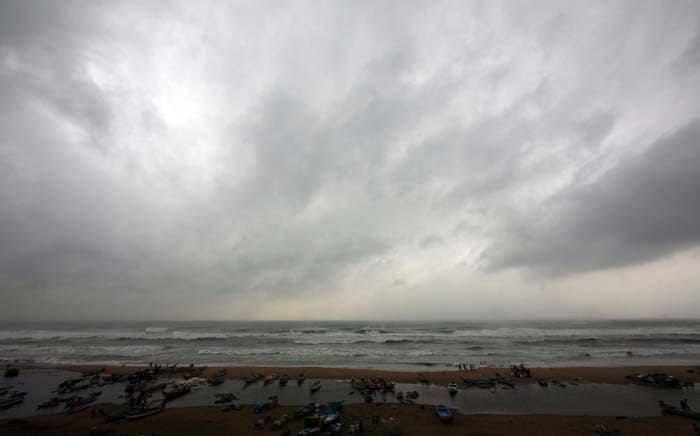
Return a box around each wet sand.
[1,403,698,436]
[18,362,700,386]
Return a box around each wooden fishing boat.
[0,396,24,409]
[163,383,191,401]
[125,405,164,420]
[66,391,101,409]
[263,372,279,384]
[310,380,321,393]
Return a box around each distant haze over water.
[1,320,698,371]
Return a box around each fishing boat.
[0,392,26,409]
[263,372,279,384]
[244,373,263,387]
[659,401,700,421]
[163,382,191,401]
[448,382,458,395]
[36,397,62,409]
[296,373,306,385]
[100,405,144,422]
[141,382,167,393]
[435,404,453,423]
[214,392,237,404]
[0,397,24,409]
[125,404,164,420]
[66,391,101,409]
[310,380,321,393]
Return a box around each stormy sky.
[1,1,699,320]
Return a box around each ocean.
[1,320,698,370]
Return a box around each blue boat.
[435,404,453,423]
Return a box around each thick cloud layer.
[1,1,699,319]
[486,120,700,275]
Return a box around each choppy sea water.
[1,320,699,370]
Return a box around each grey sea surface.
[1,320,700,370]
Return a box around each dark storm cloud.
[486,119,700,275]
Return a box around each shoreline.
[13,362,700,386]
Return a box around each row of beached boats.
[242,371,322,393]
